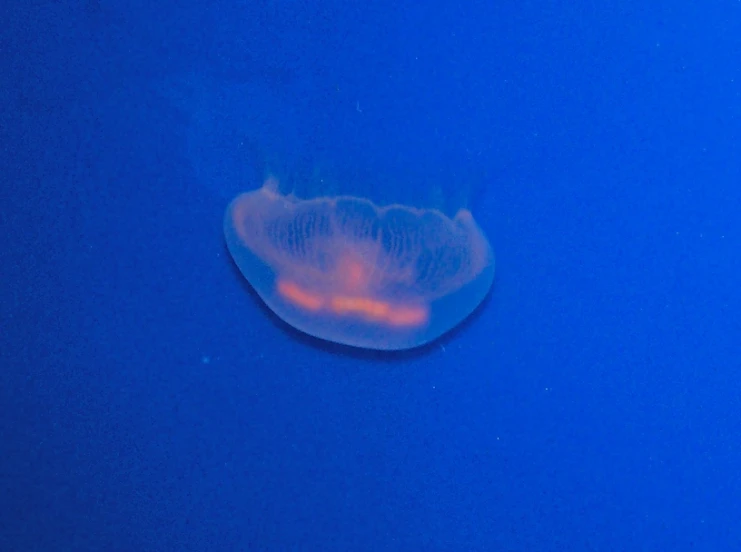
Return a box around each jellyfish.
[224,178,494,350]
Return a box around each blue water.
[2,1,740,550]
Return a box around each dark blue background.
[2,1,740,550]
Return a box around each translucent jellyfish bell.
[224,178,494,350]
